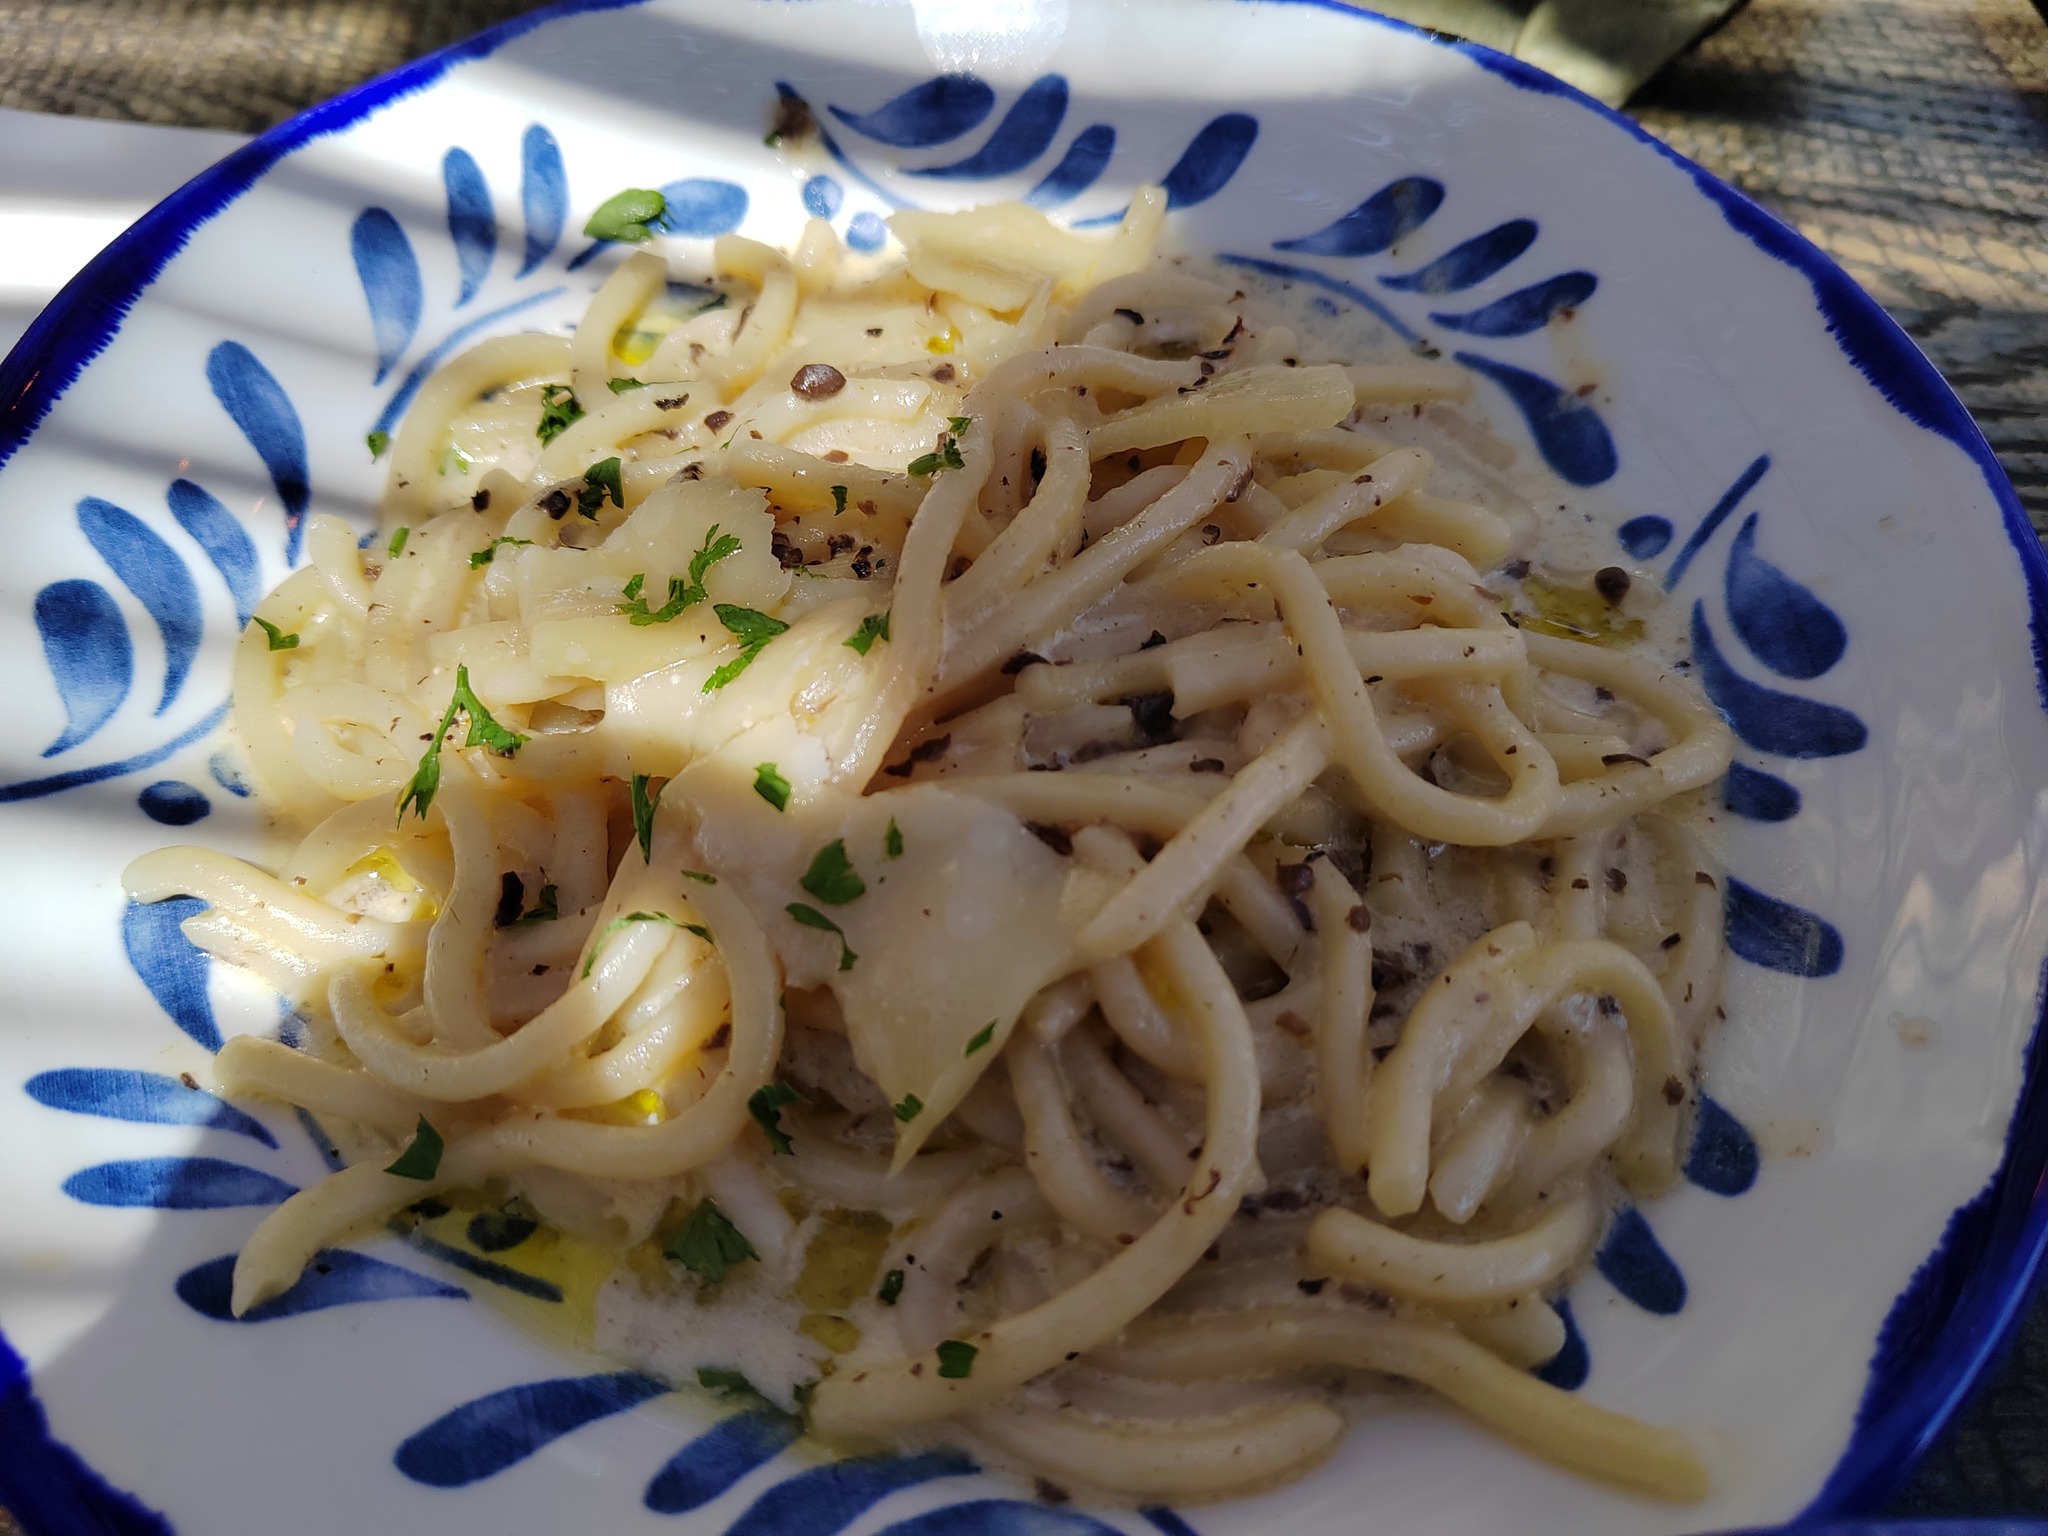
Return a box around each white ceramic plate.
[5,4,2048,1533]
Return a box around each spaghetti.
[129,186,1732,1504]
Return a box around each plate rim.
[1,0,2045,1527]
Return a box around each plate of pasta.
[4,2,2048,1534]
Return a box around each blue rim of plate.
[1,2,2044,1530]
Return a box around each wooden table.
[2,0,2046,1524]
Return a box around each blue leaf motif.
[723,1449,977,1533]
[443,148,496,306]
[350,209,422,384]
[1137,1513,1201,1536]
[1533,1298,1589,1389]
[1685,1095,1761,1195]
[643,1408,803,1514]
[653,179,750,238]
[831,76,996,148]
[1725,513,1848,680]
[1726,876,1845,977]
[34,579,131,757]
[63,1156,296,1209]
[1159,113,1258,209]
[1453,352,1617,486]
[1431,272,1596,337]
[908,75,1068,178]
[1594,1207,1686,1314]
[1617,514,1674,560]
[395,1371,669,1487]
[1723,761,1801,821]
[139,780,209,824]
[1274,176,1444,257]
[176,1249,464,1321]
[1025,124,1115,208]
[26,1068,273,1146]
[122,895,220,1051]
[205,342,310,564]
[520,124,568,276]
[76,498,201,716]
[1690,603,1866,758]
[803,175,844,219]
[406,1231,564,1302]
[875,1502,1124,1536]
[1380,218,1537,293]
[0,1332,176,1536]
[165,479,260,624]
[1664,454,1770,591]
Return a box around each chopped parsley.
[630,773,664,862]
[251,616,299,651]
[799,839,865,905]
[608,376,650,393]
[704,604,789,692]
[396,665,527,825]
[367,430,390,459]
[683,923,714,943]
[845,611,890,655]
[948,415,973,436]
[384,1115,444,1180]
[747,1081,803,1155]
[830,484,848,516]
[439,443,473,477]
[877,1268,905,1306]
[884,819,903,859]
[964,1020,996,1057]
[665,1197,758,1285]
[583,187,668,244]
[696,1366,755,1397]
[577,455,624,519]
[619,523,741,625]
[787,902,857,971]
[907,433,965,477]
[536,383,584,445]
[582,910,676,978]
[891,1093,923,1123]
[753,763,791,811]
[935,1339,977,1379]
[681,869,718,885]
[387,526,410,558]
[468,536,534,569]
[505,882,559,927]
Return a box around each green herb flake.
[696,1366,756,1397]
[683,923,714,943]
[664,1197,758,1286]
[468,535,534,569]
[582,910,676,978]
[787,903,857,971]
[387,526,410,558]
[690,523,744,589]
[748,1081,803,1156]
[619,523,741,626]
[964,1020,997,1058]
[251,616,299,651]
[384,1115,445,1180]
[908,430,967,478]
[507,882,559,927]
[630,773,665,862]
[367,430,390,459]
[396,665,527,825]
[703,603,791,692]
[830,484,848,516]
[884,819,904,860]
[948,416,973,436]
[536,383,585,446]
[439,443,473,477]
[584,187,668,244]
[935,1339,977,1378]
[608,376,650,394]
[799,839,866,906]
[681,869,718,885]
[844,611,891,656]
[877,1268,905,1306]
[753,762,791,811]
[891,1093,923,1124]
[577,455,625,519]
